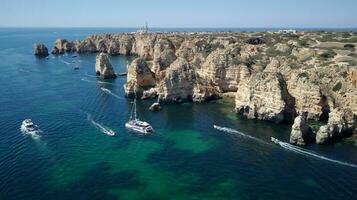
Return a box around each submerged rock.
[33,43,49,57]
[290,113,314,146]
[95,53,117,79]
[149,102,161,111]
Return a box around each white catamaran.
[125,99,154,134]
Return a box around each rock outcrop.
[95,53,117,79]
[124,58,155,97]
[235,72,295,123]
[290,113,314,145]
[316,108,356,144]
[198,46,242,92]
[157,58,196,102]
[33,43,49,57]
[286,73,328,120]
[51,39,74,54]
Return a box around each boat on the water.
[125,99,154,134]
[21,119,41,137]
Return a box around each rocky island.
[43,31,357,145]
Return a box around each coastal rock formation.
[152,38,177,73]
[199,46,242,92]
[76,38,97,53]
[124,58,155,97]
[316,108,356,144]
[132,34,157,60]
[286,73,327,120]
[95,53,117,79]
[290,113,314,146]
[235,72,295,123]
[33,43,49,57]
[157,58,196,102]
[52,31,357,144]
[52,39,74,54]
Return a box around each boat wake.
[213,125,266,144]
[86,114,115,136]
[101,87,124,99]
[20,127,41,139]
[85,72,97,78]
[271,137,357,168]
[60,59,71,65]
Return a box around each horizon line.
[1,26,357,29]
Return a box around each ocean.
[0,28,356,200]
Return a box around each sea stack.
[33,43,49,57]
[95,53,117,79]
[289,113,314,146]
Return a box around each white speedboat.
[125,99,154,134]
[21,119,41,137]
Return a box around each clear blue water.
[0,28,357,200]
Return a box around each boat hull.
[125,121,153,134]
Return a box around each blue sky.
[1,0,356,28]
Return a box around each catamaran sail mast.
[134,98,137,120]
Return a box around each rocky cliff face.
[95,53,117,79]
[33,43,49,57]
[50,31,357,144]
[235,72,295,123]
[316,108,356,144]
[124,58,156,97]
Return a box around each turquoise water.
[0,28,357,200]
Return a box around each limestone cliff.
[235,72,295,123]
[51,31,357,144]
[124,58,155,97]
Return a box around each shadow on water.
[47,162,143,200]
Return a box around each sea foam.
[100,87,124,99]
[86,114,116,136]
[272,137,357,168]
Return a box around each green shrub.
[345,60,357,66]
[308,120,326,133]
[298,72,309,79]
[333,82,342,92]
[319,50,337,60]
[298,40,308,47]
[344,44,355,49]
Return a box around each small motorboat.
[21,119,41,137]
[125,99,154,134]
[74,65,80,70]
